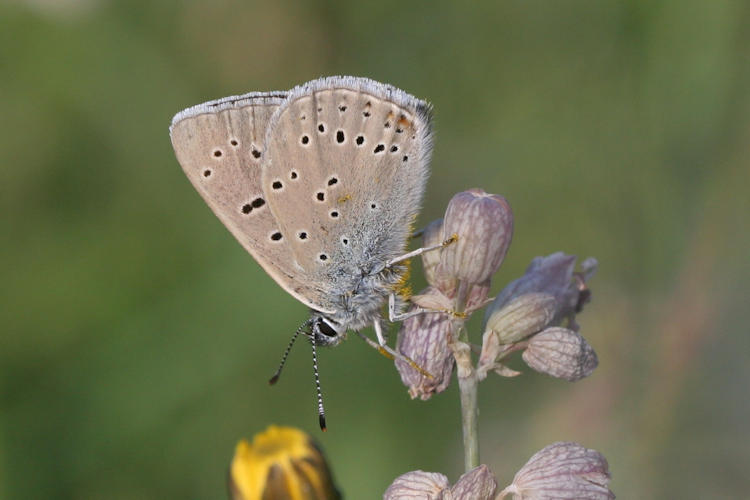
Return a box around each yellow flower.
[229,426,341,500]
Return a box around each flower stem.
[451,283,480,471]
[452,320,479,471]
[457,364,479,471]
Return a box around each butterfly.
[170,76,442,428]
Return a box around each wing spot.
[203,169,212,178]
[272,181,283,190]
[298,231,308,240]
[373,144,385,154]
[402,155,409,162]
[384,121,391,128]
[319,253,328,262]
[338,105,347,112]
[390,145,399,153]
[355,135,365,146]
[363,102,371,117]
[251,148,262,159]
[301,135,310,145]
[336,130,345,144]
[330,210,339,219]
[370,202,378,210]
[290,170,298,180]
[241,204,252,214]
[251,197,265,209]
[230,139,239,146]
[316,192,325,202]
[341,237,349,246]
[213,149,223,158]
[327,177,338,186]
[318,123,326,133]
[397,115,410,131]
[317,107,322,112]
[270,232,283,241]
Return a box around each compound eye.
[317,320,337,338]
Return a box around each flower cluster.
[385,442,613,500]
[395,189,513,399]
[396,189,599,398]
[389,189,612,499]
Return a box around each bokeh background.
[2,0,749,498]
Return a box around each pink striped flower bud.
[395,297,455,400]
[521,327,598,382]
[437,189,513,286]
[499,442,613,499]
[385,465,498,500]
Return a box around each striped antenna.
[269,319,311,385]
[310,337,327,431]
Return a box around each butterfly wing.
[170,91,335,313]
[261,76,433,293]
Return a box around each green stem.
[457,363,479,471]
[452,317,479,472]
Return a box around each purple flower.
[499,442,614,499]
[490,252,597,331]
[396,299,455,400]
[437,189,513,287]
[385,465,497,500]
[522,327,598,382]
[478,253,599,381]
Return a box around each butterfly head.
[310,314,346,347]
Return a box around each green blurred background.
[2,0,749,498]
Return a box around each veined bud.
[494,252,597,331]
[383,471,449,499]
[385,465,497,500]
[396,298,455,400]
[498,442,614,500]
[420,218,457,295]
[521,327,598,381]
[477,293,558,379]
[229,425,341,500]
[484,292,558,345]
[437,189,513,286]
[448,464,498,499]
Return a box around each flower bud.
[521,327,598,381]
[494,252,576,309]
[229,426,341,500]
[499,442,614,500]
[477,293,558,379]
[420,218,456,295]
[437,189,513,285]
[483,292,558,345]
[396,301,455,400]
[385,465,498,500]
[384,471,449,500]
[449,464,498,499]
[494,252,597,331]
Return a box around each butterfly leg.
[357,320,434,379]
[373,316,388,345]
[388,292,427,322]
[356,321,398,359]
[386,234,457,267]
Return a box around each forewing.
[261,77,433,288]
[170,91,335,313]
